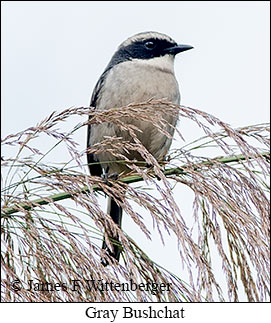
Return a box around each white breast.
[90,56,180,174]
[98,55,180,108]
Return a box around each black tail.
[101,197,123,266]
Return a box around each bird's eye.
[144,41,156,50]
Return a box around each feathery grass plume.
[1,100,270,302]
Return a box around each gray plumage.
[87,31,193,265]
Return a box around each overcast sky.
[2,1,269,136]
[1,1,270,302]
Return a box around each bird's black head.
[106,31,193,70]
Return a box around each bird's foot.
[101,166,119,184]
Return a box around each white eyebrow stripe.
[120,31,175,48]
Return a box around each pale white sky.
[1,1,270,304]
[2,1,270,136]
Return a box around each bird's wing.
[87,70,109,177]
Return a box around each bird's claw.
[101,168,119,184]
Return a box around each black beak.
[164,44,194,55]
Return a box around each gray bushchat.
[87,31,193,265]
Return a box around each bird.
[87,31,193,265]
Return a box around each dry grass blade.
[1,100,270,302]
